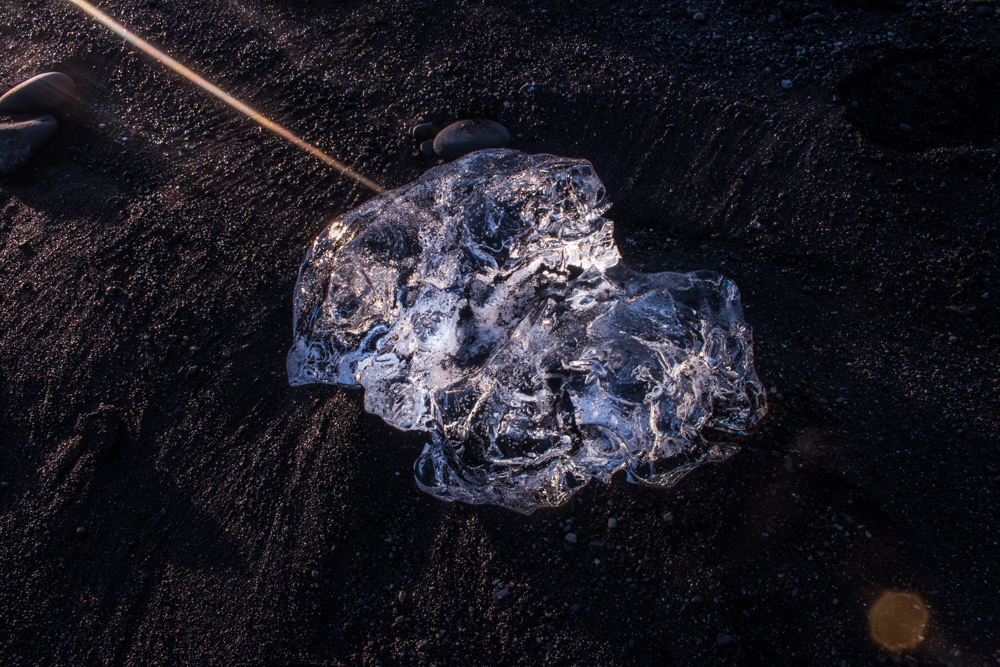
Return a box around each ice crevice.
[288,149,766,514]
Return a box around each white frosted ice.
[288,150,766,513]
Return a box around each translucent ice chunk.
[288,150,766,513]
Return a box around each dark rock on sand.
[0,116,58,174]
[0,72,78,114]
[432,119,510,160]
[420,139,435,157]
[411,122,444,143]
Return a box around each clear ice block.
[288,150,766,513]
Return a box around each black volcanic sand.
[1,0,998,665]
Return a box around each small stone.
[663,512,674,523]
[802,12,824,23]
[398,590,407,603]
[691,595,703,604]
[693,12,706,22]
[0,72,78,114]
[565,532,578,544]
[782,33,796,43]
[75,526,86,535]
[311,570,320,578]
[432,119,510,160]
[768,14,778,23]
[781,80,794,89]
[493,586,509,601]
[750,220,764,231]
[783,454,793,473]
[608,518,618,529]
[411,122,441,143]
[420,139,435,157]
[717,633,736,645]
[899,123,912,131]
[0,116,59,175]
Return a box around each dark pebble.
[693,12,706,22]
[420,139,435,157]
[432,119,510,160]
[411,122,441,143]
[0,116,59,175]
[0,72,78,114]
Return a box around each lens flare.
[870,591,929,653]
[65,0,384,195]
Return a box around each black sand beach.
[1,0,998,664]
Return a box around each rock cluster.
[409,118,510,160]
[0,72,78,174]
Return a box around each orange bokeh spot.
[870,591,929,653]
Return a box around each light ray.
[65,0,385,195]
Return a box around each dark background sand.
[1,0,998,664]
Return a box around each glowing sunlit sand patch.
[870,591,929,653]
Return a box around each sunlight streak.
[65,0,385,194]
